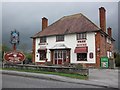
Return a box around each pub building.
[31,7,115,68]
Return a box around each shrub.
[62,62,70,66]
[115,53,120,67]
[44,62,53,66]
[73,63,84,69]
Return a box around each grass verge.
[2,67,88,80]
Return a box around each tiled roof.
[33,13,100,38]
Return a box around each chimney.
[99,7,106,33]
[42,17,48,31]
[107,27,112,37]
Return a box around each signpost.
[4,30,25,64]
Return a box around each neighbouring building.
[31,7,115,68]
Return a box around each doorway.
[53,50,67,64]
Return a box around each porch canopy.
[49,44,71,50]
[74,47,88,53]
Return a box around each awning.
[38,48,47,52]
[74,47,88,53]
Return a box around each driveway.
[89,69,119,88]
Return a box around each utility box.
[109,58,115,69]
[100,57,109,68]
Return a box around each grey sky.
[2,2,118,51]
[118,1,120,52]
[0,2,2,44]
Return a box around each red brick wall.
[32,38,36,63]
[95,31,114,68]
[42,17,48,31]
[95,32,101,68]
[99,7,106,32]
[100,34,107,57]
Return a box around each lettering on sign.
[77,40,87,47]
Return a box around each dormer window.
[56,35,64,42]
[40,37,46,43]
[77,33,86,40]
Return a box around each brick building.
[31,7,115,68]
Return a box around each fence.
[2,64,89,76]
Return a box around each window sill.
[39,43,48,45]
[77,59,87,61]
[56,40,64,42]
[39,59,45,61]
[77,39,87,40]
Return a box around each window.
[77,53,87,61]
[58,51,62,59]
[54,50,66,60]
[107,38,111,44]
[39,50,46,60]
[77,33,86,40]
[40,37,46,43]
[56,35,64,41]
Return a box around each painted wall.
[35,32,96,64]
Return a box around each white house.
[31,7,115,68]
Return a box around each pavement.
[1,69,119,89]
[89,69,119,89]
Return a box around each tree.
[2,44,11,58]
[22,52,32,64]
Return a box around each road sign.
[4,51,25,64]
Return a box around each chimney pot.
[107,27,112,37]
[42,17,48,31]
[99,7,106,33]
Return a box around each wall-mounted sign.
[77,40,87,47]
[4,51,25,64]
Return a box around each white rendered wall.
[35,32,96,64]
[86,32,96,63]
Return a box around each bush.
[63,62,70,66]
[115,53,120,67]
[44,62,53,66]
[70,63,83,69]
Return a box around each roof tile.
[33,13,100,38]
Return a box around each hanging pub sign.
[10,30,19,44]
[4,51,25,64]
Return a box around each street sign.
[4,51,25,64]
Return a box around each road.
[2,74,104,88]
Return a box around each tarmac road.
[2,74,104,88]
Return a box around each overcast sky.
[2,2,118,51]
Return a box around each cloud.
[2,2,118,50]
